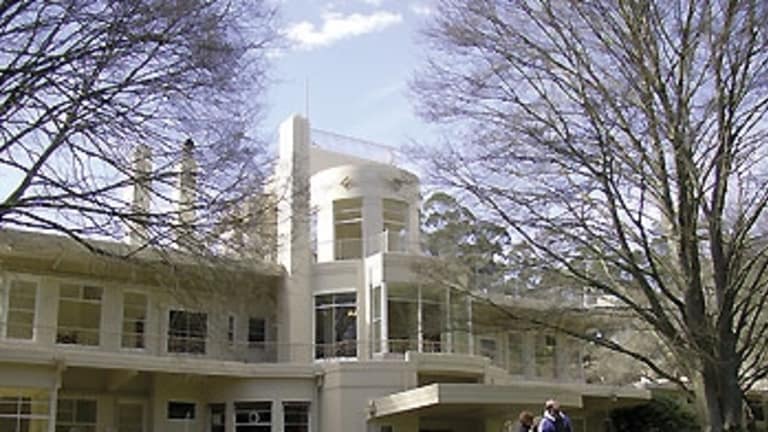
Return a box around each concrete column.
[381,282,388,353]
[47,363,64,432]
[38,277,58,347]
[276,115,313,363]
[102,287,122,352]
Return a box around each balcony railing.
[0,324,584,380]
[313,232,430,263]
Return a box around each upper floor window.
[507,332,524,375]
[227,315,236,345]
[122,292,147,349]
[248,317,266,347]
[168,310,207,354]
[478,336,501,367]
[57,284,102,346]
[3,280,37,340]
[536,334,557,379]
[333,198,363,259]
[315,293,357,359]
[382,199,408,252]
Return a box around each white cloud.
[285,11,403,50]
[409,3,433,16]
[362,0,383,5]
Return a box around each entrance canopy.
[369,382,650,419]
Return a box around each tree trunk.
[696,351,743,432]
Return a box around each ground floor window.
[234,401,271,432]
[57,398,97,432]
[283,402,310,432]
[0,391,49,432]
[167,401,195,420]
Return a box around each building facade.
[0,115,656,432]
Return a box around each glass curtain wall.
[386,283,419,353]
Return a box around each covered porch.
[367,382,651,432]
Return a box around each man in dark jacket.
[538,399,572,432]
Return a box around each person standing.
[538,399,573,432]
[518,411,535,432]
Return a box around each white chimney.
[129,144,151,245]
[177,138,197,245]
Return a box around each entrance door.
[209,403,226,432]
[116,401,144,432]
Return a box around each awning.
[369,382,650,419]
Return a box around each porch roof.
[369,382,651,419]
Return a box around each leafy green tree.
[422,192,511,292]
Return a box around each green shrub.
[610,397,700,432]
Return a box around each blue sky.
[263,0,437,149]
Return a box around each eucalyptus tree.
[413,1,768,430]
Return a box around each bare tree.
[0,0,278,258]
[413,1,768,431]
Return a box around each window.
[478,337,499,365]
[387,284,418,353]
[210,404,225,432]
[228,315,236,345]
[167,401,195,420]
[421,286,445,353]
[507,333,524,374]
[248,318,266,347]
[168,310,207,354]
[5,280,37,340]
[536,334,557,378]
[117,402,144,432]
[122,292,147,349]
[283,402,310,432]
[315,293,357,358]
[57,399,97,432]
[333,198,363,259]
[382,199,408,252]
[234,401,271,432]
[449,290,470,354]
[57,284,102,346]
[0,393,49,432]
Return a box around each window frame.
[0,392,50,431]
[234,400,272,431]
[282,401,311,432]
[56,283,103,347]
[167,400,197,421]
[56,397,98,432]
[314,291,358,359]
[2,276,39,342]
[248,317,266,347]
[121,291,148,351]
[166,308,208,355]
